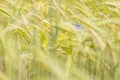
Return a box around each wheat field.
[0,0,119,80]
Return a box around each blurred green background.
[0,0,119,80]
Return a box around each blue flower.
[73,23,83,30]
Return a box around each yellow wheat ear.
[42,20,50,27]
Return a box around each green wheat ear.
[12,27,31,43]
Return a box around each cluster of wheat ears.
[0,0,119,80]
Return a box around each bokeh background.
[0,0,119,80]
